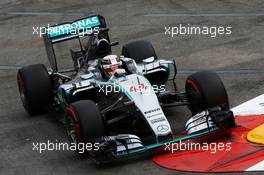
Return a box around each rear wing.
[43,15,107,72]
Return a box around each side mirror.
[159,60,174,64]
[81,73,94,80]
[110,41,119,47]
[143,56,155,64]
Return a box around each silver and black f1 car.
[17,15,235,163]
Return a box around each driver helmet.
[101,55,123,77]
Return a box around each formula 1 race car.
[17,15,235,163]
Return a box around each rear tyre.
[65,100,106,155]
[17,64,52,115]
[185,71,229,115]
[122,40,169,85]
[122,40,157,63]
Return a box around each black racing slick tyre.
[185,71,229,115]
[122,40,157,63]
[65,100,106,155]
[17,64,52,116]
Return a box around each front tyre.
[65,100,106,156]
[185,71,229,115]
[17,64,52,115]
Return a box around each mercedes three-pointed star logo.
[157,125,169,133]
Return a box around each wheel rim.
[17,74,28,109]
[186,79,199,92]
[66,114,78,144]
[186,79,200,103]
[186,79,204,114]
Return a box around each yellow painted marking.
[247,124,264,145]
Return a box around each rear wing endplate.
[43,15,107,72]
